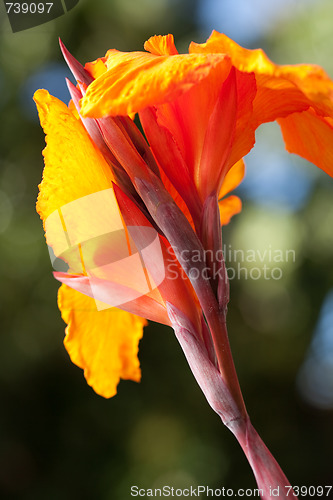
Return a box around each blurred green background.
[0,0,333,498]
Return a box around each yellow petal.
[144,34,179,55]
[58,283,146,398]
[80,50,231,117]
[218,195,242,226]
[219,159,245,199]
[34,89,114,223]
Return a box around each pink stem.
[228,417,296,499]
[167,304,297,500]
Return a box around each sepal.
[59,39,93,86]
[166,302,241,425]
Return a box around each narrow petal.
[144,34,179,56]
[59,39,93,86]
[224,71,256,174]
[278,109,333,177]
[58,284,146,398]
[198,67,237,199]
[157,167,195,229]
[80,50,231,117]
[200,194,223,294]
[139,106,202,221]
[55,272,170,325]
[218,195,242,226]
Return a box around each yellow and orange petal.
[58,283,146,398]
[190,31,333,122]
[144,34,179,56]
[80,50,231,117]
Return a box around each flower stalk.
[168,301,294,499]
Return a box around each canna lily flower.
[34,35,251,399]
[35,31,333,498]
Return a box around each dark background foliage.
[0,0,332,498]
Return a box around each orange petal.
[190,31,333,122]
[80,50,231,117]
[149,61,233,183]
[85,57,108,79]
[58,283,146,398]
[34,89,114,223]
[224,71,256,173]
[218,195,242,226]
[150,66,254,200]
[219,159,245,199]
[190,30,283,77]
[144,34,179,56]
[278,109,333,177]
[198,67,238,199]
